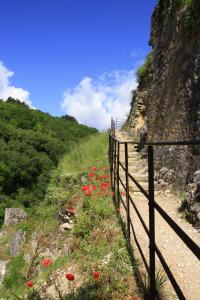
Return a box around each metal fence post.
[117,142,120,208]
[125,143,130,243]
[113,139,117,201]
[148,145,156,299]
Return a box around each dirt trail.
[116,130,200,300]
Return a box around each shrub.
[136,52,153,83]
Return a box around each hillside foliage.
[136,52,153,84]
[0,98,97,225]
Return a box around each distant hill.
[0,98,98,225]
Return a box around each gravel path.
[115,130,200,299]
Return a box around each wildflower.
[96,175,103,181]
[91,166,97,171]
[92,271,100,281]
[26,280,33,288]
[104,174,110,179]
[82,185,89,191]
[104,182,110,189]
[99,182,110,190]
[85,190,92,196]
[90,184,96,190]
[66,273,75,281]
[42,258,52,268]
[89,173,95,178]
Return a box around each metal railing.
[109,120,200,300]
[110,117,125,136]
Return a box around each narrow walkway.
[116,130,200,300]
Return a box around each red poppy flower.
[85,190,92,196]
[92,271,100,281]
[66,273,75,281]
[90,184,96,190]
[42,258,52,268]
[82,185,89,191]
[97,175,103,181]
[105,182,110,189]
[89,173,95,177]
[104,174,110,179]
[91,166,97,171]
[26,280,33,288]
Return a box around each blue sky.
[0,0,157,129]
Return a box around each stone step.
[118,165,148,175]
[119,151,140,156]
[119,180,159,192]
[119,173,148,182]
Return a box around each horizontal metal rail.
[130,219,150,274]
[129,195,149,237]
[110,134,200,146]
[154,201,200,260]
[109,124,200,300]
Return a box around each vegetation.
[169,0,193,30]
[0,98,97,225]
[136,52,153,84]
[0,134,137,299]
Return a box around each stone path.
[116,130,200,300]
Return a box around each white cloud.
[0,61,32,107]
[61,69,137,130]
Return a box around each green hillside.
[0,98,97,225]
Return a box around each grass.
[0,133,138,299]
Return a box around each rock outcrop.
[3,208,28,227]
[10,229,26,256]
[126,0,200,223]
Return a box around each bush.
[136,52,153,83]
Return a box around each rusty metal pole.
[125,142,130,243]
[113,139,117,201]
[117,142,120,208]
[148,145,156,299]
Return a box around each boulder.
[10,229,26,256]
[3,208,28,227]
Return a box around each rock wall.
[127,0,200,184]
[126,0,200,222]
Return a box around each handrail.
[110,134,200,146]
[109,118,200,299]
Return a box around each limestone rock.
[3,208,28,227]
[0,229,7,238]
[10,229,26,256]
[193,170,200,183]
[59,223,74,232]
[0,260,8,284]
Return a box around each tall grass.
[59,133,108,175]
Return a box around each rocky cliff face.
[126,0,200,223]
